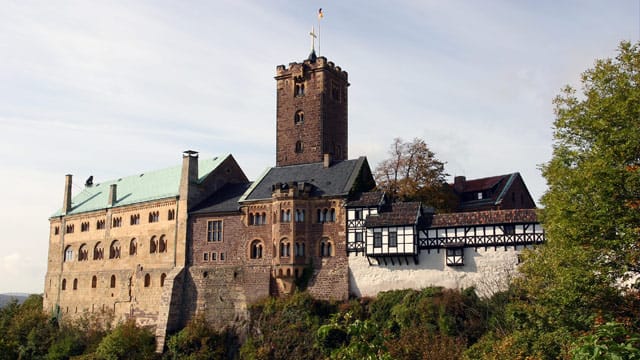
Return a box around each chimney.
[453,176,466,193]
[183,150,199,184]
[323,153,331,168]
[108,184,117,207]
[62,174,72,215]
[179,150,199,208]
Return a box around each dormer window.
[294,110,304,125]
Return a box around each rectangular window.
[355,232,363,243]
[389,230,397,247]
[211,252,217,261]
[373,231,382,248]
[207,220,223,242]
[446,248,464,266]
[220,252,225,261]
[203,253,209,261]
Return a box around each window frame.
[207,220,223,242]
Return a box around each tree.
[94,320,156,360]
[541,40,640,286]
[374,138,457,212]
[466,41,640,359]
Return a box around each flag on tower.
[318,8,324,19]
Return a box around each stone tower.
[275,53,349,167]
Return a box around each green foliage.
[166,314,230,359]
[467,41,640,360]
[94,319,156,360]
[0,294,57,360]
[240,292,335,359]
[571,322,640,360]
[541,40,640,288]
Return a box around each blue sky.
[0,1,637,293]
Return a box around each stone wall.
[44,199,179,326]
[349,245,532,298]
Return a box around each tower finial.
[310,26,317,52]
[309,26,317,61]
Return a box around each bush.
[94,319,156,360]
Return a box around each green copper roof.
[51,155,229,218]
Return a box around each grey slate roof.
[191,182,252,214]
[241,157,367,202]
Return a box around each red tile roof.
[365,202,421,227]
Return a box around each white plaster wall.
[349,246,530,298]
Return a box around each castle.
[44,51,544,350]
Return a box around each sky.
[0,1,637,294]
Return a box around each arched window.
[323,208,329,222]
[130,214,140,225]
[149,211,160,223]
[294,110,304,124]
[295,141,303,153]
[280,209,291,223]
[160,273,166,287]
[64,246,73,262]
[295,242,305,257]
[295,83,304,97]
[261,212,267,224]
[168,209,175,221]
[295,209,305,222]
[73,278,78,290]
[250,240,263,259]
[109,240,120,259]
[159,235,167,253]
[144,274,151,288]
[91,276,97,288]
[280,239,290,257]
[93,242,104,260]
[61,279,67,290]
[110,275,116,288]
[329,208,336,222]
[150,236,158,254]
[249,213,254,225]
[78,244,88,261]
[320,238,333,257]
[129,238,137,256]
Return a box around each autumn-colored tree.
[374,138,457,212]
